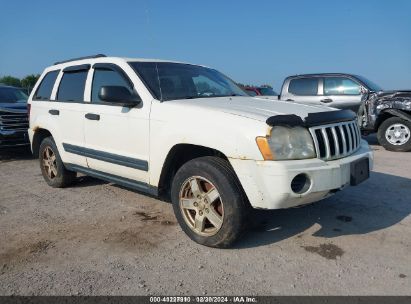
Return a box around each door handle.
[85,113,100,121]
[48,109,59,115]
[286,99,294,101]
[320,98,333,103]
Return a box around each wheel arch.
[376,109,411,130]
[32,128,53,158]
[157,143,230,199]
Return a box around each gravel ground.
[0,135,410,295]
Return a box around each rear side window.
[91,69,133,103]
[288,78,318,96]
[57,70,88,102]
[34,70,59,100]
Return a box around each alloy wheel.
[42,146,58,179]
[179,176,224,236]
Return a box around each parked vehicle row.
[28,54,372,247]
[242,86,278,98]
[276,73,411,152]
[0,84,29,149]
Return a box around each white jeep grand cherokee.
[28,54,373,248]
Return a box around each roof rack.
[54,54,107,65]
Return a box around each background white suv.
[28,54,373,248]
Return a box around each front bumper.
[0,129,30,148]
[229,140,373,209]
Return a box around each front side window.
[57,70,88,102]
[129,62,246,101]
[34,70,59,100]
[91,69,133,102]
[288,78,318,96]
[324,77,360,95]
[0,87,28,103]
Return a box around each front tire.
[377,117,411,152]
[171,156,248,248]
[39,137,76,187]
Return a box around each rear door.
[322,76,362,111]
[41,65,89,167]
[284,77,322,106]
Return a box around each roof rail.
[54,54,107,65]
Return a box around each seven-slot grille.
[309,120,361,161]
[0,110,29,131]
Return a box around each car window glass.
[0,87,28,103]
[57,70,88,102]
[259,87,277,96]
[129,62,246,101]
[324,77,360,95]
[91,69,132,102]
[192,75,230,97]
[246,89,257,96]
[288,78,318,95]
[34,70,59,100]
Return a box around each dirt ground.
[0,135,410,295]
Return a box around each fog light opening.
[291,173,311,194]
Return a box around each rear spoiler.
[266,109,356,128]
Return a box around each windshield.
[354,75,383,92]
[258,87,278,96]
[0,87,28,103]
[129,62,247,101]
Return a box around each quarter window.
[57,70,88,102]
[91,69,133,102]
[288,78,318,96]
[324,77,360,95]
[34,70,59,100]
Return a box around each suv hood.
[170,96,336,123]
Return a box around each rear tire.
[377,117,411,152]
[39,137,76,187]
[171,156,248,248]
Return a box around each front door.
[321,77,362,111]
[83,64,151,184]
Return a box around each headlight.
[256,126,316,160]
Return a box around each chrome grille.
[0,111,29,131]
[309,120,361,161]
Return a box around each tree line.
[0,75,40,94]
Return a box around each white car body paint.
[29,57,373,210]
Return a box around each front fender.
[384,109,411,123]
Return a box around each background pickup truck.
[278,73,376,111]
[278,73,411,152]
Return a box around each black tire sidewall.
[171,157,246,248]
[377,117,411,152]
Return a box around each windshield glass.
[258,87,278,96]
[354,75,383,92]
[129,62,247,101]
[0,87,28,103]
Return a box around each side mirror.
[98,86,141,106]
